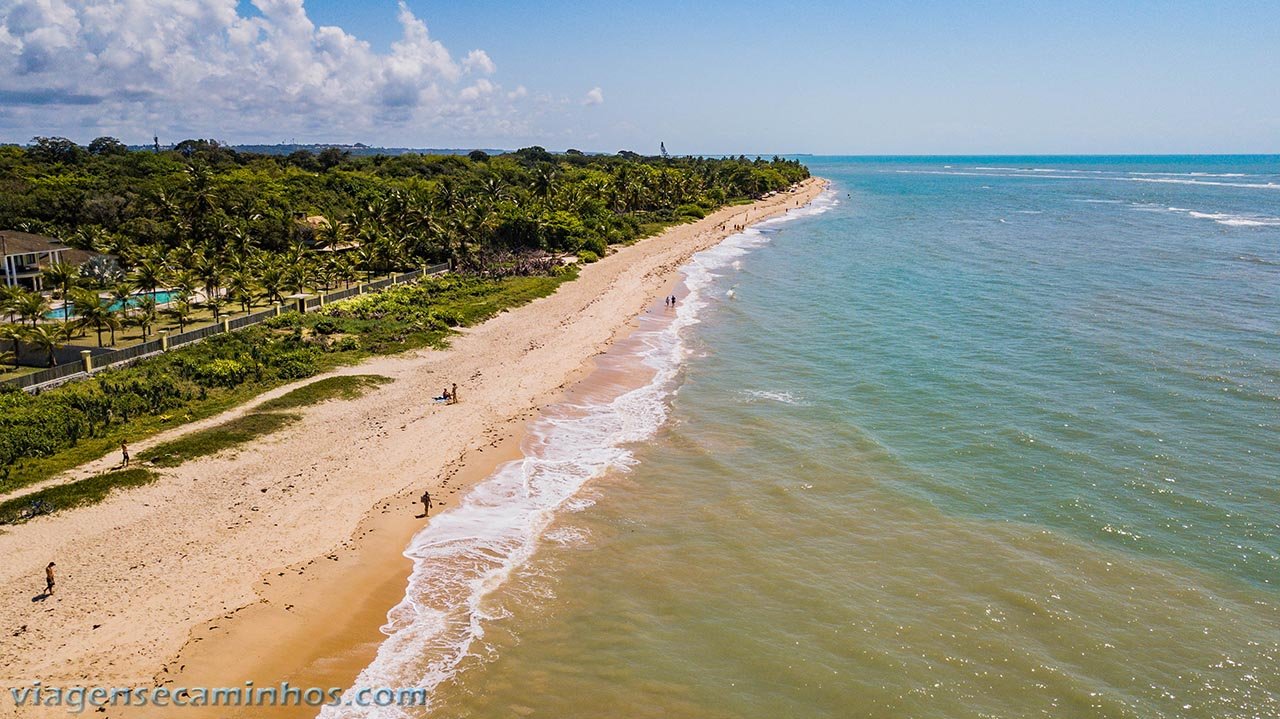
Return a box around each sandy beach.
[0,178,826,718]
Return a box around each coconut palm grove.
[0,137,808,493]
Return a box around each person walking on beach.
[451,383,458,405]
[120,441,130,468]
[44,562,55,596]
[419,490,433,518]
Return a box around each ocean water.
[332,157,1280,718]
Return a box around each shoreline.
[0,178,827,719]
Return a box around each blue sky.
[2,0,1278,153]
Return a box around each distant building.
[0,230,71,290]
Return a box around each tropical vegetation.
[0,138,807,369]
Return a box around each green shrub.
[579,235,608,257]
[192,358,250,388]
[312,318,340,335]
[263,312,305,330]
[332,336,360,352]
[269,348,319,380]
[677,203,706,219]
[578,250,600,263]
[433,309,463,327]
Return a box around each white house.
[0,230,69,290]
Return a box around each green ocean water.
[334,157,1280,718]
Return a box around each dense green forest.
[0,138,806,366]
[1,137,809,271]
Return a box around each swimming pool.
[44,290,179,320]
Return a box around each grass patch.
[143,412,300,468]
[2,379,291,492]
[435,273,574,327]
[258,374,392,412]
[0,468,156,525]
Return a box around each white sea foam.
[1129,204,1280,227]
[972,167,1258,179]
[897,169,1280,190]
[1186,211,1280,227]
[1128,171,1250,178]
[319,189,838,718]
[740,389,805,405]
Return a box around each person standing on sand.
[121,441,130,467]
[420,490,433,517]
[451,383,458,405]
[44,562,55,595]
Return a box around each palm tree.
[169,269,200,299]
[70,288,113,347]
[109,282,134,320]
[531,164,558,204]
[258,265,287,304]
[42,262,79,299]
[0,284,20,323]
[0,323,23,369]
[132,296,158,338]
[13,290,51,328]
[355,241,381,281]
[480,175,510,206]
[192,252,224,301]
[225,270,255,313]
[314,264,338,292]
[103,309,123,346]
[203,294,227,321]
[130,258,167,299]
[283,262,309,296]
[183,163,221,241]
[336,255,360,289]
[25,323,72,367]
[162,295,194,333]
[314,219,348,251]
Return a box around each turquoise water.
[336,157,1280,718]
[754,156,1280,588]
[45,290,178,319]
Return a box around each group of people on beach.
[664,295,678,307]
[437,383,459,405]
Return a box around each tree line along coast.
[0,137,810,515]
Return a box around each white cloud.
[459,78,495,102]
[462,48,495,75]
[507,85,527,99]
[583,86,603,106]
[0,0,532,143]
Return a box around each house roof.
[0,230,67,256]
